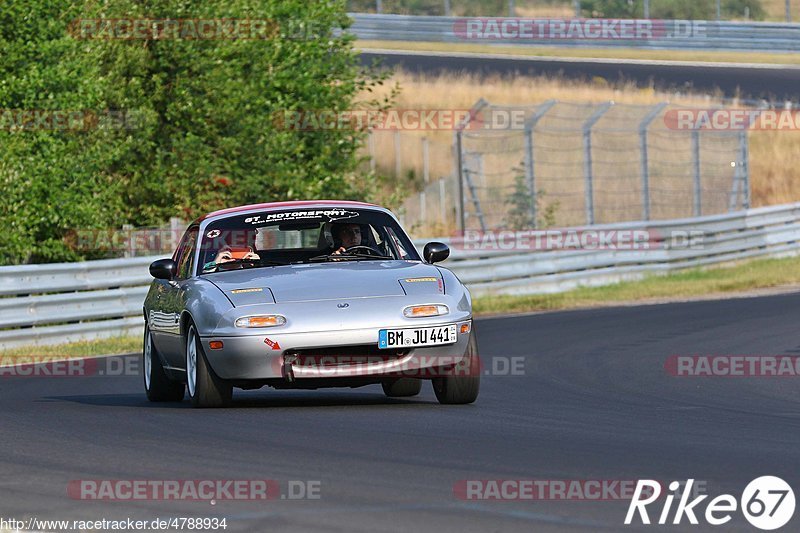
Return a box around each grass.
[0,335,140,361]
[473,255,800,315]
[763,0,798,20]
[358,40,800,66]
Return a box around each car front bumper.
[200,319,473,381]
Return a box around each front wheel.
[186,323,232,408]
[432,332,480,405]
[143,324,185,402]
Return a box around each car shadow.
[41,391,436,409]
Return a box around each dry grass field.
[363,70,800,217]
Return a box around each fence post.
[523,130,535,228]
[454,130,465,234]
[730,130,750,211]
[716,0,721,20]
[439,178,446,226]
[524,100,556,228]
[582,102,612,225]
[644,0,650,18]
[692,130,702,216]
[508,0,515,16]
[787,0,792,22]
[420,190,427,225]
[741,129,750,209]
[169,217,183,251]
[376,0,382,14]
[574,0,581,17]
[422,136,430,184]
[393,130,401,178]
[368,131,376,172]
[454,98,488,234]
[444,0,451,16]
[122,224,133,258]
[638,103,667,221]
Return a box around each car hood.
[204,261,444,305]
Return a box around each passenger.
[202,245,259,272]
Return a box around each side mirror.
[423,242,450,264]
[149,258,176,280]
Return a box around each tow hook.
[283,354,299,382]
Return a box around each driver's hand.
[332,247,346,255]
[243,251,259,260]
[215,250,234,263]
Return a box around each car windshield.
[198,207,419,274]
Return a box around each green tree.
[0,0,389,264]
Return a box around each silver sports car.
[143,200,480,407]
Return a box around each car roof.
[193,200,381,224]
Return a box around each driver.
[331,223,362,255]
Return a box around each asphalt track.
[3,292,800,532]
[360,49,800,103]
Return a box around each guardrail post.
[639,103,667,221]
[644,0,650,19]
[716,0,721,20]
[692,130,702,216]
[582,102,612,225]
[455,98,488,234]
[524,100,556,228]
[508,0,515,16]
[787,0,792,22]
[420,190,426,224]
[376,0,382,14]
[444,0,450,16]
[574,0,581,17]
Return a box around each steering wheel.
[344,245,384,256]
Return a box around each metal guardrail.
[349,13,800,52]
[2,202,800,347]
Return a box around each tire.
[432,331,480,405]
[186,323,232,408]
[143,324,185,402]
[382,378,422,397]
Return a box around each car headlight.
[403,304,449,318]
[235,315,286,328]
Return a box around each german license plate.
[378,324,457,349]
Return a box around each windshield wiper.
[346,252,393,260]
[203,258,287,273]
[307,253,391,263]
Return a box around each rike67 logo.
[626,477,795,530]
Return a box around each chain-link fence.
[372,100,749,236]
